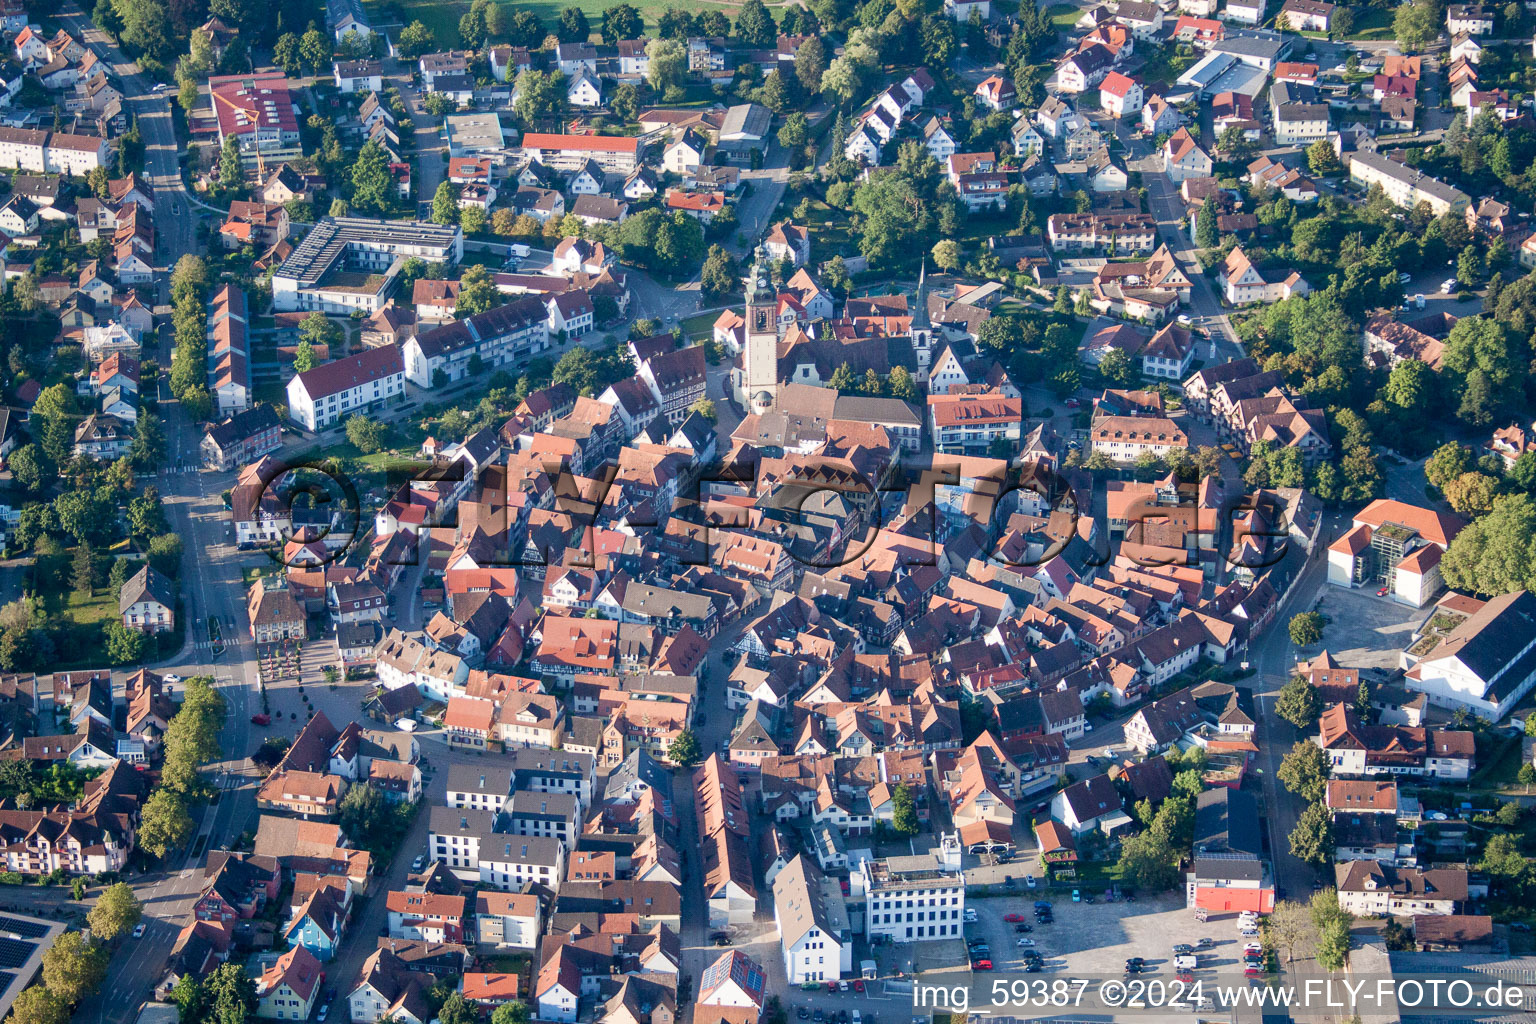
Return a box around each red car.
[250,713,271,725]
[1003,913,1024,922]
[826,982,837,994]
[853,981,865,993]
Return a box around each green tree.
[645,38,685,94]
[735,0,776,45]
[459,0,489,48]
[8,445,44,494]
[293,340,316,373]
[1441,493,1536,595]
[1393,0,1440,49]
[71,543,96,595]
[431,181,461,226]
[1288,801,1334,867]
[931,239,962,273]
[87,881,144,941]
[396,20,435,58]
[700,245,739,299]
[456,264,500,317]
[667,729,701,766]
[349,139,394,217]
[1288,611,1324,647]
[602,4,642,40]
[490,1004,530,1024]
[513,69,567,125]
[891,782,919,835]
[1306,138,1340,175]
[1117,828,1180,891]
[41,931,107,1004]
[345,415,386,454]
[1098,347,1140,388]
[1195,199,1218,248]
[889,366,918,401]
[1277,739,1330,803]
[556,7,590,42]
[1443,471,1500,516]
[147,533,184,579]
[10,987,68,1024]
[1275,674,1322,729]
[793,35,827,93]
[273,32,301,74]
[829,362,858,392]
[105,620,151,665]
[204,962,256,1024]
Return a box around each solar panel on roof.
[0,918,48,939]
[0,938,36,969]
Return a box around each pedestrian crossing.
[159,465,200,474]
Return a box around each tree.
[930,239,962,273]
[431,181,461,226]
[891,782,919,835]
[1441,493,1536,595]
[1195,199,1218,248]
[977,314,1025,355]
[514,69,567,125]
[178,75,200,114]
[41,931,107,1004]
[293,340,316,373]
[88,881,143,941]
[1444,471,1499,516]
[456,264,499,318]
[105,620,151,665]
[204,962,256,1024]
[1306,138,1340,175]
[828,362,858,392]
[794,35,827,93]
[1393,0,1440,48]
[71,543,96,596]
[1288,611,1324,647]
[299,27,330,74]
[1479,832,1535,900]
[1278,738,1330,803]
[1519,763,1536,790]
[346,415,386,454]
[602,3,642,40]
[9,444,44,494]
[1275,674,1322,729]
[1265,901,1312,964]
[700,245,739,299]
[1098,347,1140,388]
[490,1004,530,1024]
[460,206,486,236]
[350,139,392,215]
[557,7,590,41]
[147,533,183,579]
[688,398,717,422]
[735,0,776,45]
[1289,801,1334,866]
[1117,828,1180,891]
[459,0,489,48]
[667,729,701,766]
[273,32,302,73]
[645,38,685,94]
[10,987,68,1024]
[396,20,435,58]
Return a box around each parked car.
[250,713,270,725]
[1003,913,1024,922]
[1017,938,1036,947]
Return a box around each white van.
[1173,955,1197,972]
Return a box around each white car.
[132,923,146,938]
[163,674,182,684]
[317,1005,329,1023]
[963,908,979,922]
[1244,943,1263,954]
[151,82,166,92]
[1025,875,1037,888]
[1017,938,1037,947]
[1440,279,1457,294]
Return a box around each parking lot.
[1308,585,1426,671]
[964,889,1266,977]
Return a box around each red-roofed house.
[1099,72,1144,119]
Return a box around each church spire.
[912,258,931,330]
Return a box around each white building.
[1402,590,1536,721]
[857,847,965,942]
[403,296,549,389]
[272,217,462,315]
[285,344,406,431]
[1348,151,1471,217]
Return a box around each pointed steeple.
[912,258,931,330]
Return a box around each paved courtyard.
[1302,585,1426,672]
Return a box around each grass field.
[370,0,801,49]
[1345,7,1395,40]
[1045,3,1079,29]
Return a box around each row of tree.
[139,677,227,857]
[11,886,144,1024]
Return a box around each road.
[57,4,199,280]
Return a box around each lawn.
[1045,3,1080,29]
[370,0,801,48]
[1345,7,1395,39]
[679,310,719,340]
